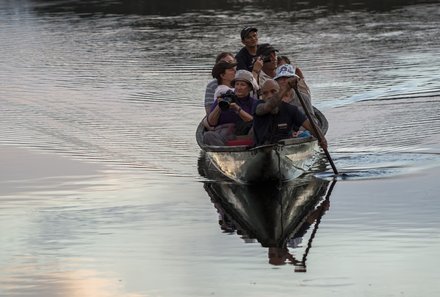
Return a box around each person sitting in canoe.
[203,58,237,131]
[203,69,259,146]
[277,55,307,80]
[274,63,316,127]
[235,26,261,72]
[203,52,236,116]
[252,43,279,88]
[253,78,328,150]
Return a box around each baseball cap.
[212,60,237,79]
[256,43,279,57]
[240,26,258,40]
[274,64,299,80]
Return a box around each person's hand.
[319,137,328,151]
[252,57,263,73]
[230,102,240,111]
[321,199,330,211]
[296,67,305,79]
[286,76,300,89]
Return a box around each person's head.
[240,26,258,48]
[268,247,290,265]
[274,64,298,88]
[212,60,237,85]
[277,55,291,66]
[260,79,280,100]
[256,43,279,67]
[268,246,300,266]
[232,69,257,98]
[215,52,235,64]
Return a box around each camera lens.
[219,100,230,111]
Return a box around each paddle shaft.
[292,86,339,175]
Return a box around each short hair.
[215,52,234,64]
[277,55,291,64]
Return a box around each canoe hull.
[206,140,320,183]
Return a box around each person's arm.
[297,78,310,97]
[204,80,217,116]
[252,57,263,82]
[290,77,316,123]
[255,94,282,115]
[295,67,305,79]
[256,78,299,115]
[301,119,328,150]
[230,103,253,122]
[207,101,222,126]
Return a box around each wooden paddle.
[292,85,339,175]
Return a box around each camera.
[218,90,237,111]
[261,54,271,63]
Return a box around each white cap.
[274,64,299,80]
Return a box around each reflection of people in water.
[201,155,337,270]
[210,198,236,233]
[268,246,299,266]
[268,199,330,268]
[212,199,257,242]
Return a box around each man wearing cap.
[253,78,327,149]
[254,43,279,87]
[204,70,258,146]
[235,26,263,73]
[274,63,315,120]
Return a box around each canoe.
[201,173,335,266]
[196,107,329,183]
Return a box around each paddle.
[295,179,337,272]
[292,85,339,175]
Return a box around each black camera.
[218,90,237,111]
[261,54,271,63]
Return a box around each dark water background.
[1,1,439,296]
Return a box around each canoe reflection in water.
[199,153,336,269]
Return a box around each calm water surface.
[1,1,440,296]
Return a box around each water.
[1,1,440,296]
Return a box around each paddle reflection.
[200,155,336,269]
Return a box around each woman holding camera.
[204,69,258,146]
[203,52,236,116]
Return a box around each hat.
[212,60,237,79]
[256,43,279,57]
[274,64,299,80]
[232,69,259,91]
[240,26,258,40]
[214,85,234,99]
